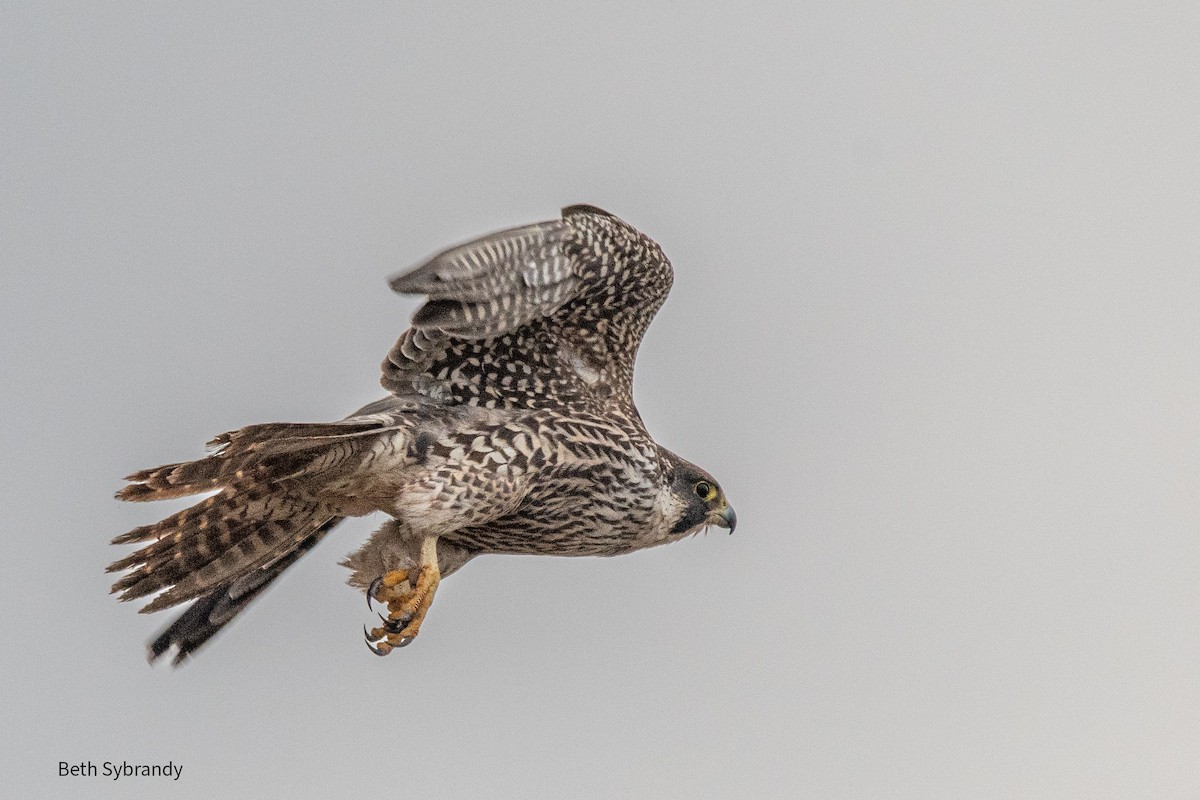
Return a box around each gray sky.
[3,3,1199,798]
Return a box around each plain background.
[3,3,1199,798]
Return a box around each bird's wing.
[388,218,579,339]
[382,205,674,406]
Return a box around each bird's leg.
[364,536,441,656]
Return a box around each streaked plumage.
[109,205,735,664]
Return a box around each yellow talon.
[363,538,441,655]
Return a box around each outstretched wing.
[382,205,673,409]
[389,219,578,339]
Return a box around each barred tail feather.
[110,417,398,613]
[115,418,397,503]
[109,488,334,611]
[147,520,342,666]
[111,414,411,661]
[117,463,222,501]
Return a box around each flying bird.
[109,205,735,664]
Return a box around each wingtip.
[146,640,191,668]
[561,203,616,220]
[146,632,177,665]
[387,269,420,295]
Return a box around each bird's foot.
[363,564,440,656]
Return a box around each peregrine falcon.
[109,205,736,664]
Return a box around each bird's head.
[665,459,736,537]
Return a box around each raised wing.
[388,220,578,339]
[382,205,674,409]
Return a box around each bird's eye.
[693,481,716,501]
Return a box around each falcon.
[109,205,736,664]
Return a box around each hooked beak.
[712,504,737,534]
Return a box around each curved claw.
[367,576,383,611]
[363,626,389,656]
[384,615,411,634]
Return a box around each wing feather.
[389,221,578,338]
[382,205,674,406]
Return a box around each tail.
[109,416,400,651]
[147,520,341,665]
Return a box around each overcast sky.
[3,3,1199,798]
